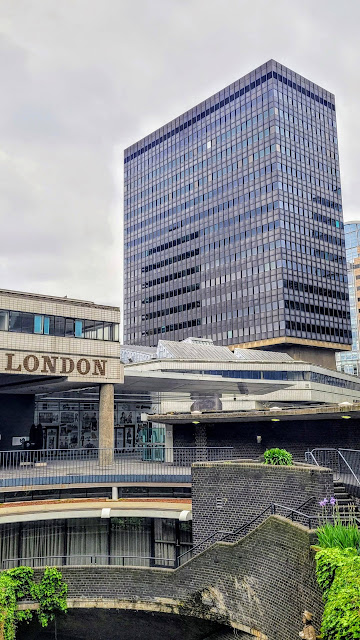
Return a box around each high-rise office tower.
[124,60,351,366]
[337,222,360,374]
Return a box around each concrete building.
[0,288,123,450]
[337,221,360,375]
[123,59,351,369]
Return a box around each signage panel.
[0,351,123,383]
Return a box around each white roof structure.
[157,340,239,362]
[233,349,295,363]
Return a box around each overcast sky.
[0,0,359,306]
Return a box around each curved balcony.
[0,446,235,491]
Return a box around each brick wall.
[32,516,323,640]
[191,460,332,545]
[173,418,360,460]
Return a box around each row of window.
[143,317,351,342]
[125,135,339,224]
[142,265,200,288]
[0,311,119,341]
[141,238,345,293]
[126,89,336,184]
[144,318,202,336]
[126,122,338,221]
[285,320,351,340]
[125,70,335,164]
[126,98,338,206]
[125,81,276,164]
[140,213,343,266]
[133,190,342,256]
[284,279,349,300]
[125,144,279,236]
[136,199,342,261]
[127,193,342,266]
[285,300,349,319]
[128,166,342,248]
[138,260,347,312]
[178,369,360,391]
[143,300,201,320]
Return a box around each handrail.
[176,500,314,567]
[307,448,360,487]
[305,450,319,466]
[294,495,316,511]
[220,505,274,542]
[338,449,360,486]
[271,503,314,528]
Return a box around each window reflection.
[0,309,119,342]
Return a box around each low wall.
[33,516,323,640]
[173,419,360,460]
[191,460,332,545]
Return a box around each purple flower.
[330,497,336,506]
[319,498,329,507]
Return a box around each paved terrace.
[0,447,234,490]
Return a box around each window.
[21,314,33,334]
[65,318,75,337]
[54,317,65,337]
[84,320,96,339]
[9,312,22,332]
[0,310,8,331]
[75,320,83,338]
[34,315,43,334]
[44,317,50,335]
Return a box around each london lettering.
[5,353,107,377]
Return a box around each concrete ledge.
[192,460,331,473]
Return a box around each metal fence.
[1,554,176,570]
[0,446,236,489]
[305,448,360,491]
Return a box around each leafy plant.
[315,547,360,639]
[0,566,67,640]
[263,448,293,466]
[317,500,360,551]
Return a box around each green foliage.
[317,503,360,552]
[263,447,293,466]
[315,547,360,639]
[0,566,67,640]
[34,567,68,628]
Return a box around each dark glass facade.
[123,60,351,348]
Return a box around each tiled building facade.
[124,59,351,352]
[337,222,360,374]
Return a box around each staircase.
[333,481,360,523]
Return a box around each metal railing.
[305,448,360,489]
[1,554,177,570]
[176,501,315,567]
[0,446,236,489]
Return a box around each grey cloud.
[0,0,359,306]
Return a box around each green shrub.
[0,566,67,640]
[317,502,360,552]
[263,448,293,466]
[315,548,360,639]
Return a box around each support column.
[99,383,114,466]
[194,423,207,462]
[165,424,174,463]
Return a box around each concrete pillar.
[99,383,114,466]
[194,423,207,461]
[165,424,174,463]
[112,486,118,500]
